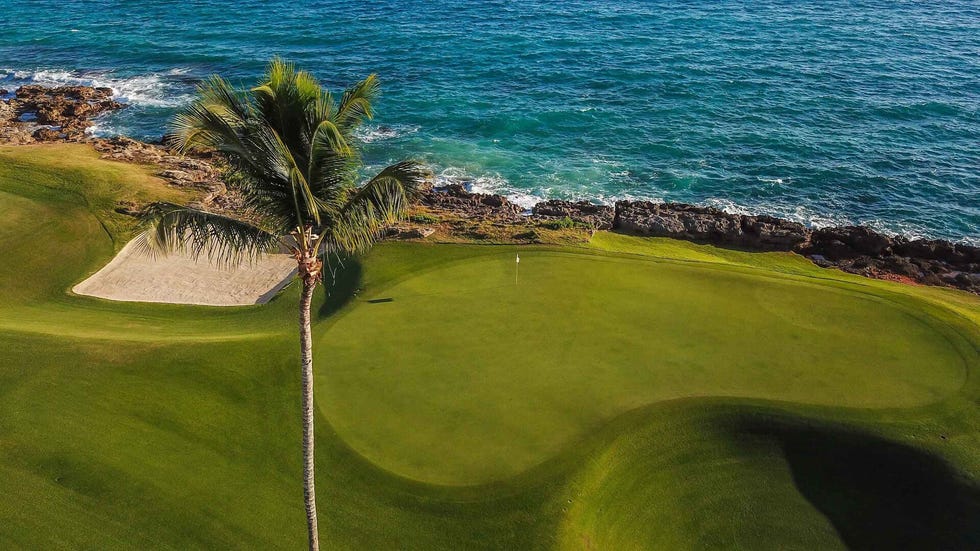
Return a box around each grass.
[1,143,978,549]
[320,246,967,484]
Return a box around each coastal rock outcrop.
[532,200,615,230]
[613,201,979,293]
[0,85,124,143]
[419,183,524,220]
[91,136,243,214]
[614,201,809,251]
[799,228,979,293]
[805,226,894,258]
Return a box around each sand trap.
[73,238,297,306]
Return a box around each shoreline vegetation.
[2,83,977,295]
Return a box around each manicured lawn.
[319,245,967,484]
[1,144,978,549]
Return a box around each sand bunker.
[73,238,297,306]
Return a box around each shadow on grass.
[316,256,363,320]
[738,418,980,550]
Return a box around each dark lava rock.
[1,84,124,143]
[740,215,809,250]
[614,201,808,251]
[420,184,524,220]
[532,199,615,230]
[611,199,978,294]
[806,226,894,259]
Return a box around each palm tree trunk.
[299,275,319,551]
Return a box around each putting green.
[318,248,968,484]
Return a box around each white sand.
[73,238,297,306]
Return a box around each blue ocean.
[2,0,977,243]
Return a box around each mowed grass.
[319,246,967,484]
[1,144,979,549]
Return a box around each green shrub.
[542,216,577,230]
[410,213,440,224]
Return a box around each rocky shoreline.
[2,84,977,294]
[411,189,979,294]
[0,85,243,215]
[0,84,123,143]
[553,199,979,293]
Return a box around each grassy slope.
[0,144,978,549]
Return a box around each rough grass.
[1,144,978,549]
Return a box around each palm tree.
[139,58,429,551]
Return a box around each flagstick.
[515,253,520,286]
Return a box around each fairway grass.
[1,144,979,549]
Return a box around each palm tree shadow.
[316,256,363,319]
[737,418,980,550]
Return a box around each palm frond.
[262,127,321,226]
[324,161,431,254]
[307,118,359,202]
[137,202,280,266]
[310,119,353,158]
[335,74,379,131]
[197,75,252,121]
[350,160,429,217]
[169,103,247,156]
[307,94,336,134]
[293,68,324,105]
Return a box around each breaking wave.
[0,67,194,108]
[354,124,420,143]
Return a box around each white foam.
[704,198,852,229]
[0,67,193,108]
[84,119,111,137]
[863,219,934,243]
[426,167,978,244]
[591,156,623,166]
[649,197,977,245]
[354,123,420,143]
[434,167,544,210]
[591,192,662,206]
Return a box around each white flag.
[516,253,520,264]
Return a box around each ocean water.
[2,0,977,243]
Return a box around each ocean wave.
[435,167,543,210]
[704,198,852,229]
[0,67,194,108]
[354,124,420,143]
[700,198,977,245]
[434,167,666,211]
[431,177,979,244]
[84,119,111,137]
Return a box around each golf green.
[318,247,967,484]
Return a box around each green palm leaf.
[137,202,280,266]
[335,74,379,131]
[326,161,431,255]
